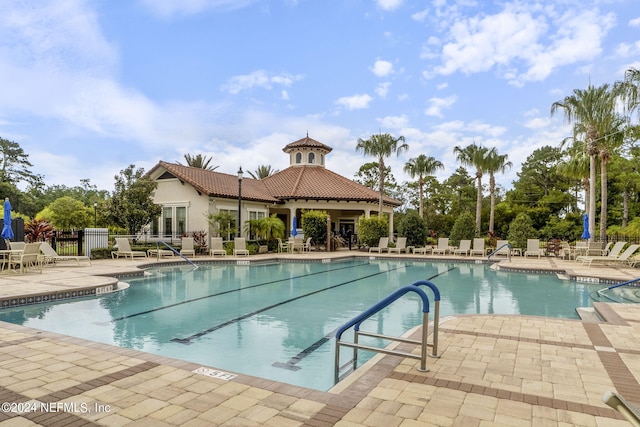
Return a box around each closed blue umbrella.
[2,198,14,243]
[581,213,590,240]
[292,216,298,237]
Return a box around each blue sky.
[0,0,638,193]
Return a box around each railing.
[594,277,640,302]
[334,280,441,383]
[487,242,512,261]
[154,240,198,269]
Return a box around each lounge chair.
[577,241,626,264]
[388,237,407,254]
[578,244,639,267]
[112,238,147,259]
[209,237,227,257]
[9,242,43,273]
[492,240,511,257]
[470,238,485,256]
[39,241,91,266]
[413,245,433,255]
[233,237,249,256]
[432,238,449,255]
[574,241,588,257]
[453,239,471,256]
[180,237,196,257]
[369,237,389,253]
[524,239,542,258]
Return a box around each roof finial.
[306,130,309,138]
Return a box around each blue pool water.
[0,259,599,390]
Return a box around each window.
[308,152,315,164]
[176,207,186,235]
[295,152,302,163]
[161,205,188,238]
[163,207,173,237]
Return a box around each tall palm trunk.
[418,176,424,218]
[599,149,609,242]
[489,173,496,233]
[475,172,482,233]
[587,128,598,241]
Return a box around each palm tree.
[248,165,279,179]
[551,83,623,241]
[179,154,218,171]
[556,140,590,213]
[485,148,511,234]
[453,143,490,234]
[403,154,443,218]
[355,133,408,215]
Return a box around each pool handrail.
[488,242,512,260]
[411,280,441,357]
[156,240,198,269]
[596,277,640,298]
[334,281,440,383]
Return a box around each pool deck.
[0,251,639,426]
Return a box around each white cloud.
[411,9,429,22]
[221,71,303,94]
[375,82,391,97]
[425,95,457,117]
[425,5,615,86]
[378,115,409,129]
[630,17,640,27]
[139,0,258,18]
[376,0,403,11]
[371,60,394,77]
[335,94,373,110]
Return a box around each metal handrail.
[156,240,198,269]
[596,277,640,297]
[488,242,512,260]
[334,280,441,383]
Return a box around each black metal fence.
[51,230,84,256]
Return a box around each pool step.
[576,307,604,323]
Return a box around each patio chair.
[277,238,288,253]
[8,241,25,251]
[39,241,91,266]
[369,237,389,253]
[432,238,449,255]
[180,237,196,257]
[233,237,250,256]
[470,238,485,256]
[209,237,227,257]
[302,237,312,252]
[112,238,147,259]
[9,242,43,273]
[609,244,640,266]
[388,237,407,254]
[453,239,471,256]
[524,239,542,258]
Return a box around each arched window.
[295,152,302,163]
[308,152,315,164]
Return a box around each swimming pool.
[0,259,599,390]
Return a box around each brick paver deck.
[0,252,638,426]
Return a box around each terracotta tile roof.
[151,162,280,203]
[283,136,333,153]
[149,161,401,206]
[262,166,402,206]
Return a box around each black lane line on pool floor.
[272,265,458,371]
[99,261,372,325]
[171,264,411,345]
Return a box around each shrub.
[302,210,328,247]
[357,215,388,248]
[507,213,537,250]
[397,211,427,247]
[448,212,476,247]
